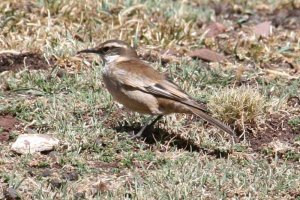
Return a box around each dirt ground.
[0,52,54,72]
[0,115,20,143]
[1,98,298,155]
[0,0,299,198]
[0,52,298,152]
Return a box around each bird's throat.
[104,55,120,64]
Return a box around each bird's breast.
[102,64,161,115]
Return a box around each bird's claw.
[128,130,143,139]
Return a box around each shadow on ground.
[114,122,232,158]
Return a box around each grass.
[1,0,300,199]
[208,86,266,133]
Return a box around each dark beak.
[77,47,99,54]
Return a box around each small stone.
[74,192,85,200]
[62,171,79,181]
[4,187,20,200]
[204,22,226,37]
[11,134,59,154]
[49,178,64,189]
[253,21,272,37]
[41,168,52,177]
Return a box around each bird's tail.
[189,107,235,136]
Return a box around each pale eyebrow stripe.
[104,42,128,49]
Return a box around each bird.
[78,39,234,138]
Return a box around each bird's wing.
[113,59,208,112]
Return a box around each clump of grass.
[208,86,266,133]
[288,117,300,131]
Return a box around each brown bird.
[78,40,234,138]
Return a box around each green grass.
[1,62,299,199]
[1,0,300,199]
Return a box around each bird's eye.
[102,47,110,52]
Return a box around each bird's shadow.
[113,122,231,158]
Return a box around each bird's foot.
[128,115,163,140]
[129,128,146,139]
[129,132,142,139]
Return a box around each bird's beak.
[77,47,99,54]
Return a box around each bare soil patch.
[249,113,299,151]
[0,52,54,72]
[0,115,20,142]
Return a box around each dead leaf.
[205,22,226,37]
[253,21,272,37]
[189,48,226,62]
[93,181,110,193]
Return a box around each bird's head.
[77,39,138,63]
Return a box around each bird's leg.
[130,115,163,139]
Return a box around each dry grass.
[1,0,300,199]
[208,86,266,133]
